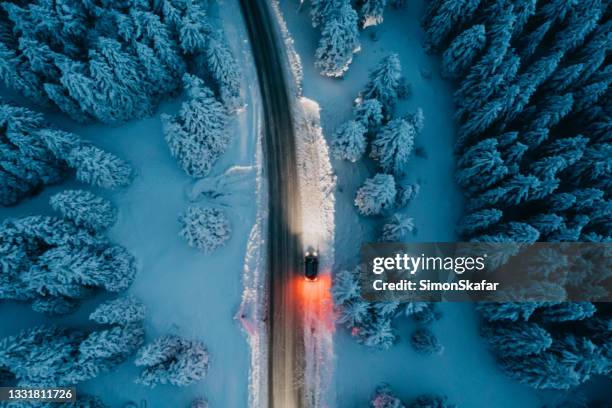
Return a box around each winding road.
[238,0,305,407]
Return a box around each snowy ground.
[0,0,258,406]
[293,98,337,408]
[275,0,558,407]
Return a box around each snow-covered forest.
[0,0,610,406]
[281,0,610,406]
[1,0,251,406]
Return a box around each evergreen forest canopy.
[0,0,241,124]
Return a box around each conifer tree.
[353,98,383,133]
[354,174,397,216]
[330,120,367,162]
[362,54,404,116]
[135,335,209,387]
[370,118,415,175]
[315,3,360,77]
[49,190,116,232]
[441,24,486,79]
[163,74,229,178]
[358,0,387,28]
[482,322,552,357]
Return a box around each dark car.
[304,250,319,281]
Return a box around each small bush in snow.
[354,173,396,216]
[179,206,231,253]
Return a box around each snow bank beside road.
[294,97,337,407]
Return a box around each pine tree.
[0,322,143,387]
[66,145,133,189]
[338,299,370,327]
[310,0,346,28]
[362,54,404,116]
[441,25,486,79]
[410,328,443,355]
[379,214,415,242]
[353,98,383,133]
[370,384,405,408]
[550,0,603,55]
[482,321,552,357]
[354,174,397,216]
[205,32,243,110]
[178,206,231,253]
[49,190,116,232]
[477,302,539,322]
[315,3,360,77]
[135,335,209,387]
[163,74,229,178]
[396,183,420,208]
[422,0,482,53]
[457,208,503,237]
[330,120,367,162]
[358,0,387,28]
[332,269,361,305]
[177,3,210,53]
[89,296,146,326]
[359,319,396,349]
[535,302,597,322]
[456,138,508,194]
[468,175,542,211]
[370,118,415,175]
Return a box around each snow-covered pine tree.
[66,145,133,189]
[315,2,360,77]
[481,321,552,357]
[358,0,387,28]
[422,0,481,53]
[354,173,397,216]
[178,206,231,253]
[410,328,443,355]
[353,98,383,134]
[0,195,137,314]
[441,24,486,79]
[163,74,229,178]
[49,190,116,232]
[330,120,367,162]
[0,318,143,387]
[89,296,146,326]
[370,118,415,175]
[362,54,404,117]
[205,32,243,110]
[456,208,503,237]
[135,335,209,387]
[379,214,415,242]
